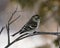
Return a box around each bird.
[12,15,40,36]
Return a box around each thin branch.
[0,15,20,35]
[5,6,20,47]
[5,31,60,48]
[8,6,18,23]
[0,26,5,34]
[0,5,19,35]
[6,24,10,45]
[15,31,60,41]
[9,15,20,25]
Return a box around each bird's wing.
[20,21,37,34]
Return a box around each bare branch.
[6,24,10,45]
[8,6,18,23]
[5,31,60,48]
[0,26,5,34]
[8,7,18,22]
[0,5,19,35]
[9,15,20,25]
[5,7,18,46]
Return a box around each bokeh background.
[0,0,60,48]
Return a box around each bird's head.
[32,15,40,22]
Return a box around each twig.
[5,5,21,47]
[9,15,20,25]
[0,26,5,34]
[6,24,10,45]
[8,6,18,23]
[15,31,60,41]
[0,4,18,35]
[0,3,21,48]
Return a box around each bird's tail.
[12,29,25,36]
[19,29,27,34]
[19,31,24,34]
[12,31,21,36]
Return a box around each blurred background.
[0,0,60,48]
